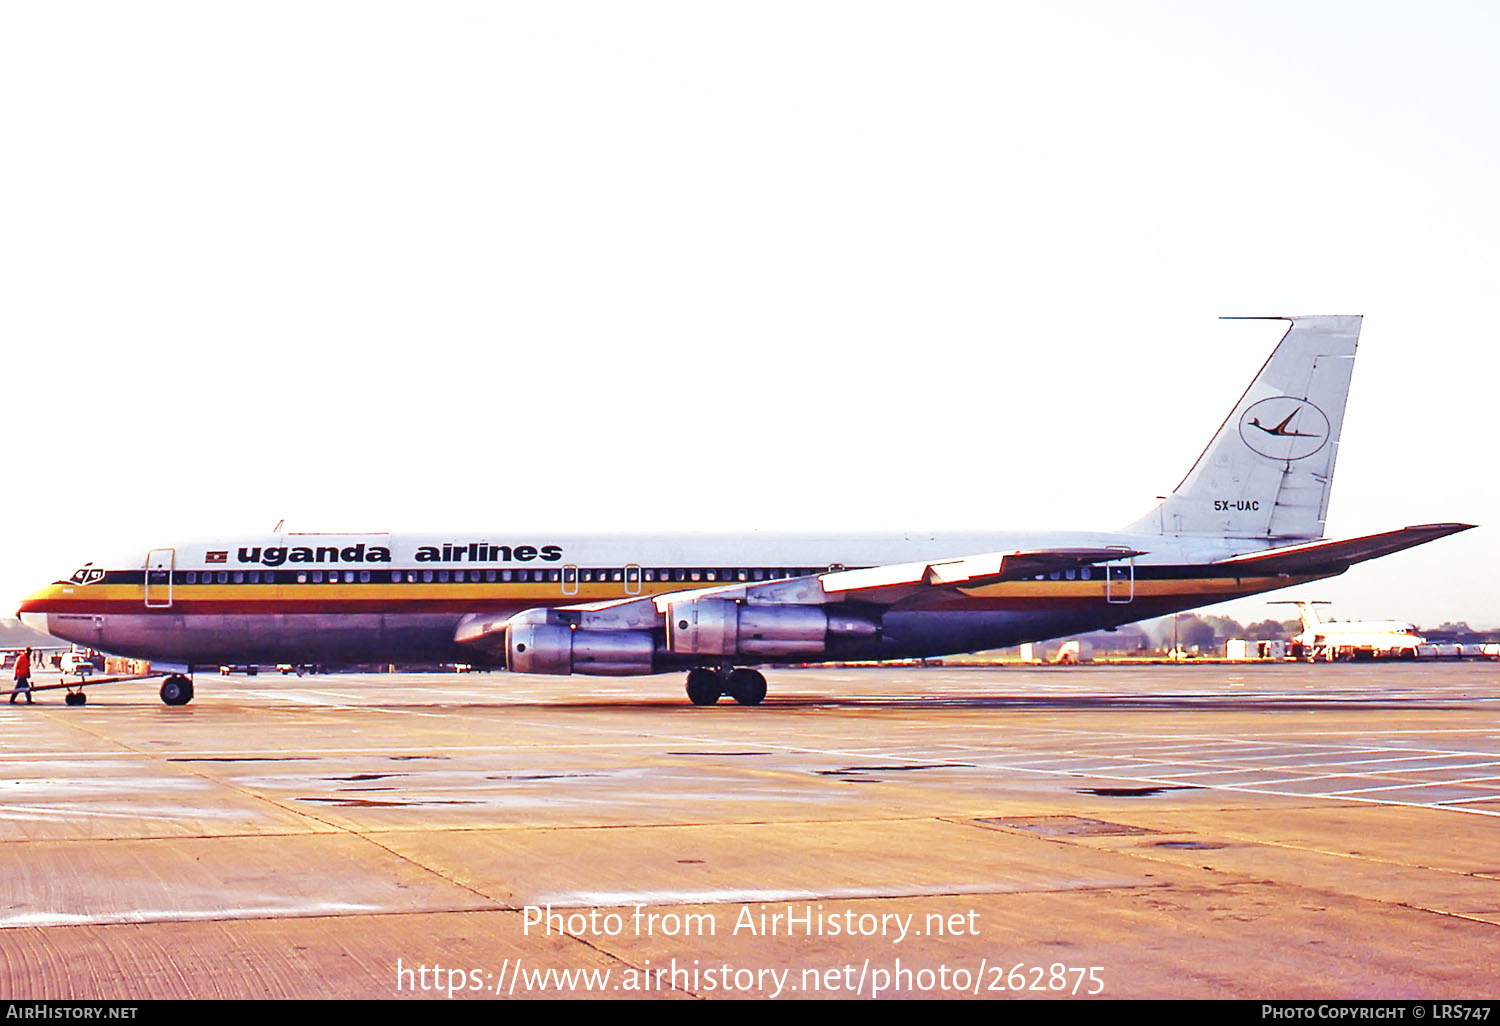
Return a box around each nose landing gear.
[684,667,767,706]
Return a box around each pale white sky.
[2,1,1495,628]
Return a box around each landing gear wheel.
[65,691,86,707]
[685,668,722,706]
[160,675,195,706]
[727,668,767,706]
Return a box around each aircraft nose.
[18,611,51,636]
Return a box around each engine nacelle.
[666,598,876,658]
[507,621,656,676]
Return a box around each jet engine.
[476,597,879,676]
[666,597,876,658]
[506,621,656,676]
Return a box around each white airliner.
[1272,600,1426,661]
[17,316,1473,706]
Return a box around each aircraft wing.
[1211,523,1475,575]
[637,546,1139,613]
[453,547,1140,657]
[783,547,1140,602]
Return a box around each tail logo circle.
[1238,397,1330,461]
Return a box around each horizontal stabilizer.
[1211,523,1474,575]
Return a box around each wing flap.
[821,547,1140,596]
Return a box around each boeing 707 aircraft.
[17,316,1473,706]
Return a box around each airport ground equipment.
[4,671,196,706]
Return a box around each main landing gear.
[684,667,767,707]
[160,675,195,706]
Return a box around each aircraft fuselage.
[20,530,1321,669]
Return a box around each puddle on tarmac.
[817,763,974,776]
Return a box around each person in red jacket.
[11,648,32,704]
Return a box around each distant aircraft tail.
[1269,599,1331,631]
[1125,315,1361,540]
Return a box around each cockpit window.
[69,565,106,585]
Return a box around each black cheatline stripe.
[95,566,850,587]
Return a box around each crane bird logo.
[1238,397,1330,460]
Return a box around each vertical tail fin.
[1125,315,1360,540]
[1270,599,1331,631]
